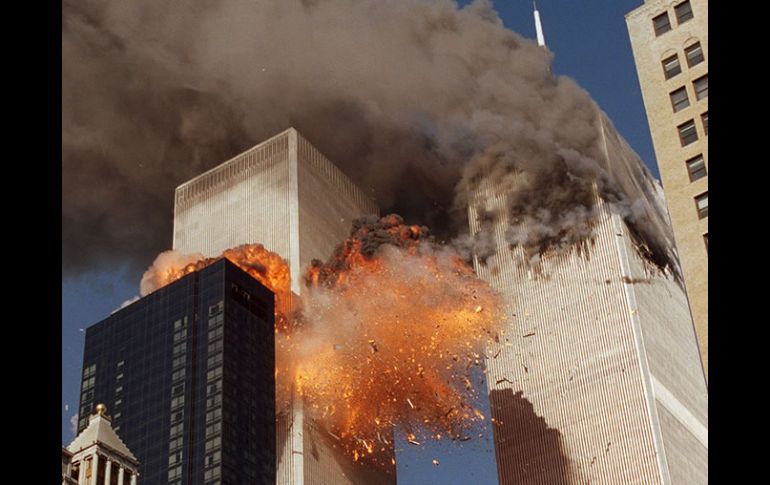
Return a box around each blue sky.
[62,1,653,483]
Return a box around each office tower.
[78,259,276,485]
[65,404,140,484]
[626,0,708,377]
[172,128,393,484]
[470,113,708,484]
[173,127,379,295]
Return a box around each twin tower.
[77,124,707,484]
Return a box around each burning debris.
[139,214,504,465]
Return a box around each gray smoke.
[63,0,675,275]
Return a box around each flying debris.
[139,215,504,463]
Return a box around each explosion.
[141,243,293,329]
[296,214,503,462]
[140,214,504,465]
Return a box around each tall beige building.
[471,112,708,484]
[173,128,393,485]
[626,0,708,378]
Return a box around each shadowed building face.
[489,389,576,484]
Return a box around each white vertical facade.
[173,128,394,485]
[173,128,378,294]
[469,114,707,484]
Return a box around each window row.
[662,43,705,80]
[653,0,694,36]
[677,113,708,146]
[669,74,707,113]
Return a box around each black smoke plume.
[63,0,676,275]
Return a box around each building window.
[693,74,708,100]
[675,1,694,24]
[653,12,672,36]
[685,42,704,67]
[701,112,708,136]
[83,364,96,378]
[206,421,222,437]
[172,368,186,382]
[168,465,182,480]
[173,329,187,343]
[82,375,96,391]
[206,450,222,468]
[686,155,707,182]
[678,119,698,146]
[169,436,184,452]
[669,86,690,112]
[662,54,681,80]
[207,366,223,382]
[695,192,708,219]
[205,435,221,451]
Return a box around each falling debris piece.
[64,404,69,412]
[391,458,396,465]
[474,305,483,313]
[432,459,440,466]
[334,344,344,350]
[492,349,501,359]
[605,442,612,453]
[328,430,341,441]
[459,436,471,442]
[523,332,536,338]
[495,377,513,386]
[406,398,415,409]
[522,364,529,373]
[407,437,421,446]
[368,339,379,353]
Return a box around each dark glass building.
[78,259,276,485]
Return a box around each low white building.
[65,404,139,485]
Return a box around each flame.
[140,215,504,466]
[141,244,293,330]
[291,215,504,461]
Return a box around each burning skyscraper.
[172,128,395,484]
[78,259,277,484]
[469,112,707,484]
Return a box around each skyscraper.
[173,127,379,295]
[172,128,394,485]
[625,0,708,378]
[78,259,276,485]
[470,113,708,483]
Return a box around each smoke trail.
[63,0,675,274]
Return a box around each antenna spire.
[533,1,546,47]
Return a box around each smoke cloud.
[63,0,675,274]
